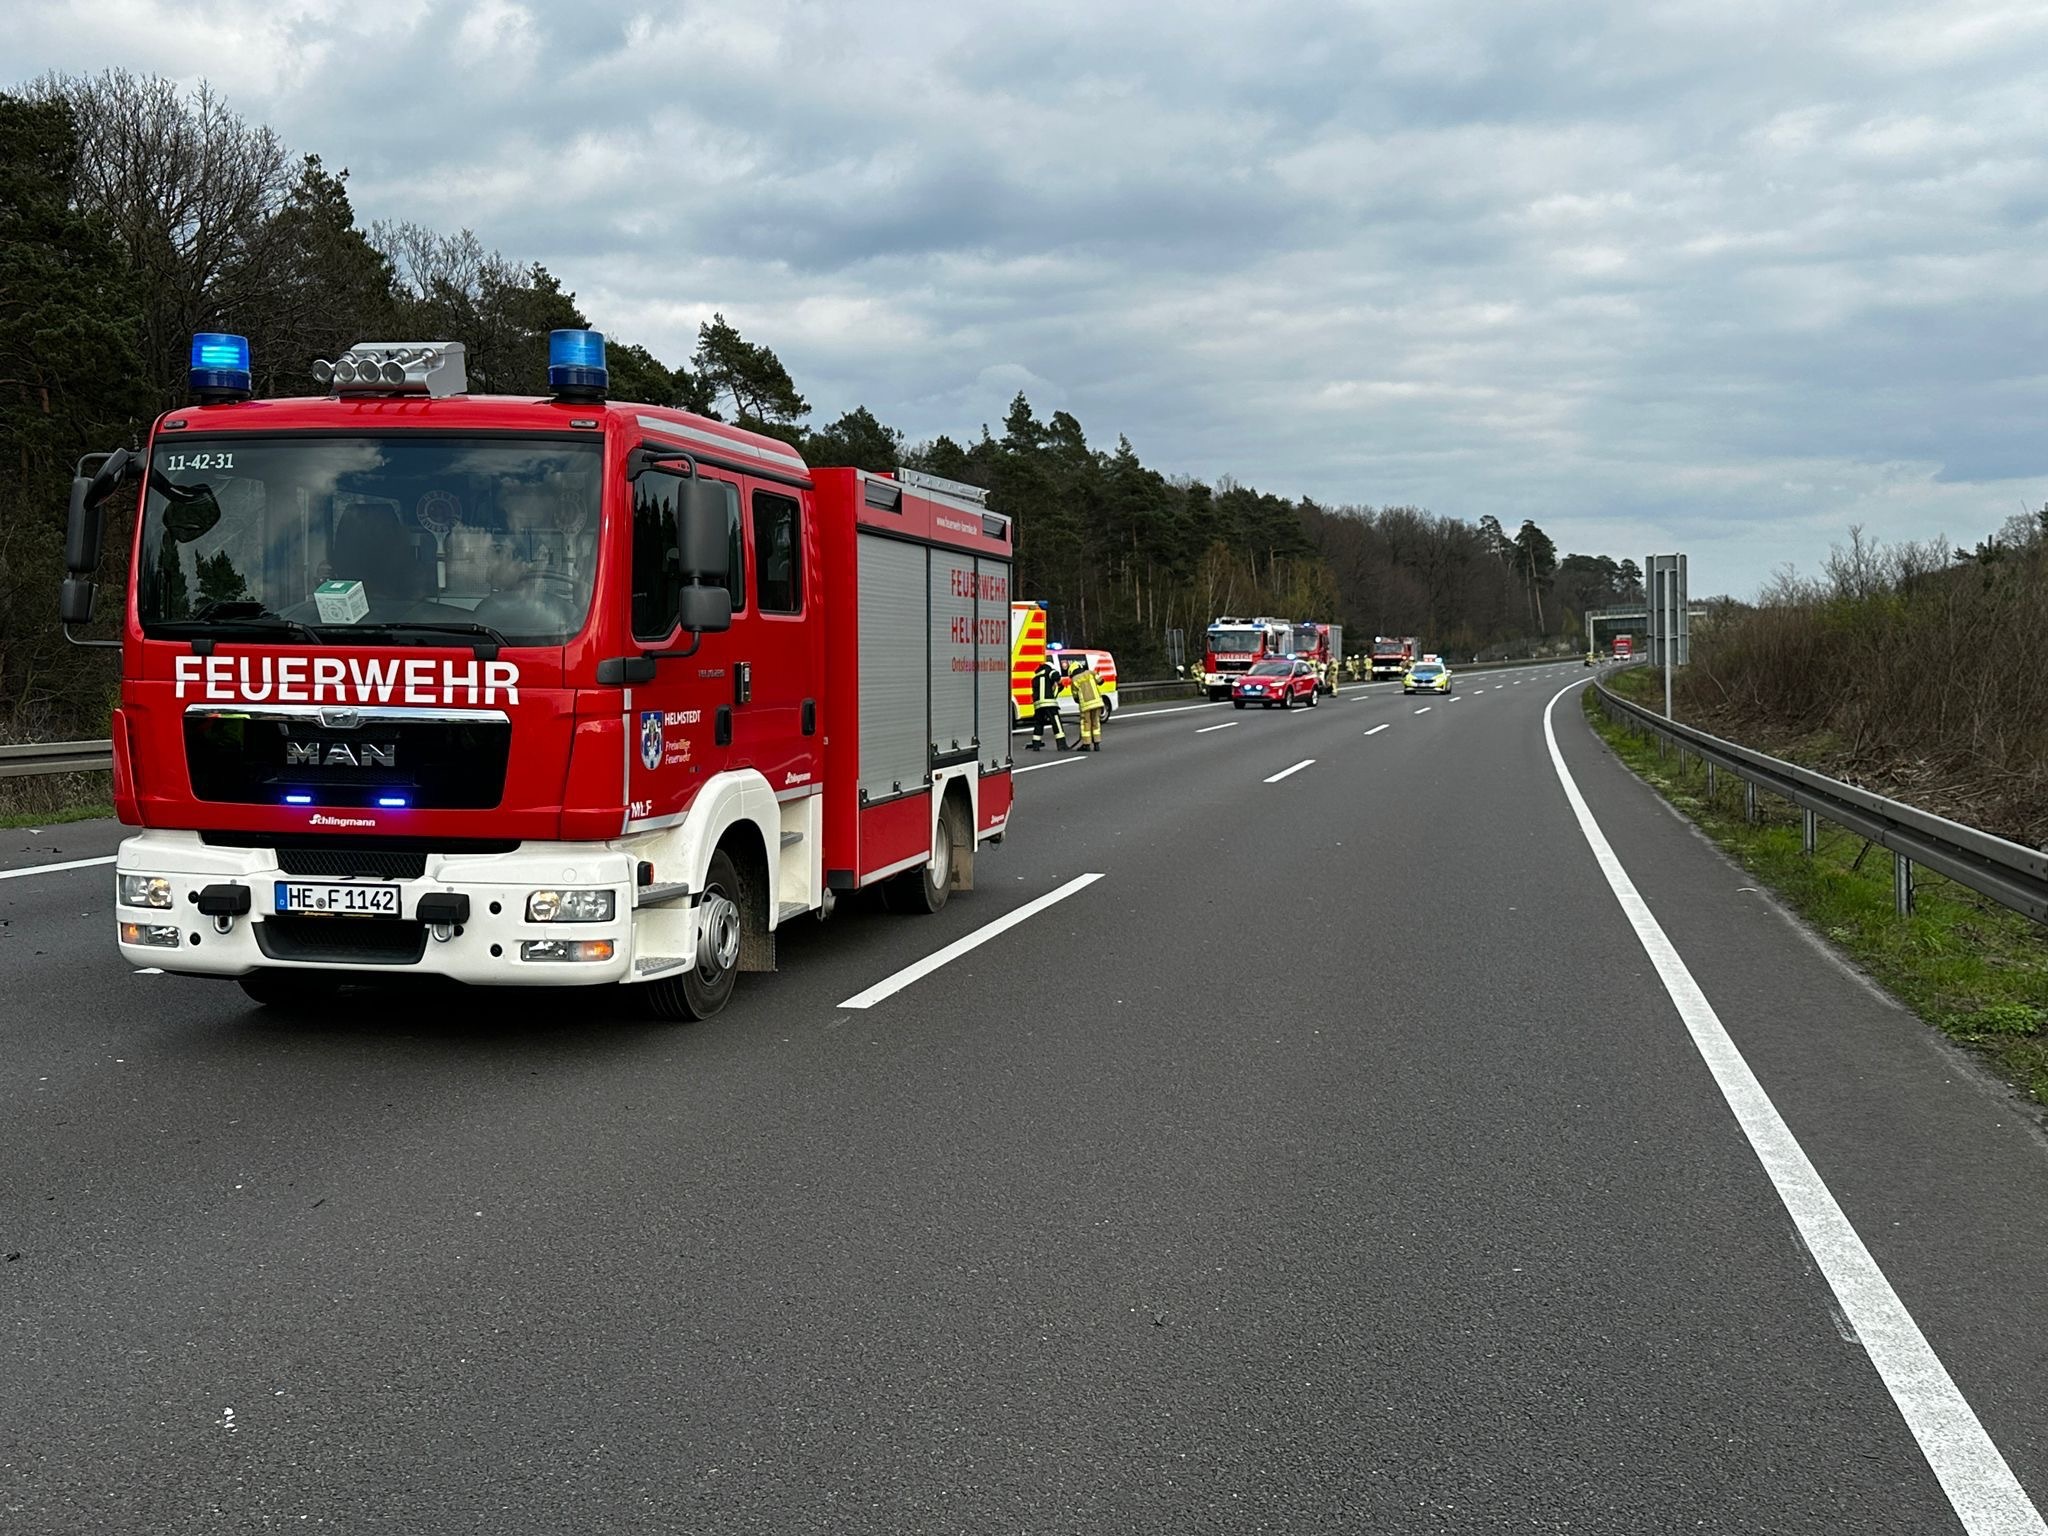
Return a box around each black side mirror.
[59,577,96,625]
[677,476,731,582]
[678,583,732,634]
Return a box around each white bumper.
[113,830,667,987]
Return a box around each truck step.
[634,882,691,908]
[633,955,691,979]
[777,901,813,924]
[780,830,803,848]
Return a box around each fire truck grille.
[274,847,428,880]
[202,833,518,880]
[184,711,512,810]
[256,916,428,966]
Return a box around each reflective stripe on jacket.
[1070,670,1102,709]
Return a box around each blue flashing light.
[284,794,313,805]
[376,796,409,808]
[189,332,252,397]
[547,329,607,396]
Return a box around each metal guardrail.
[1593,675,2048,924]
[0,740,113,779]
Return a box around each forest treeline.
[3,70,1641,736]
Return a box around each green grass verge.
[0,800,114,830]
[1582,687,2048,1107]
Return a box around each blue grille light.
[547,329,607,397]
[376,796,409,808]
[284,794,313,805]
[189,332,252,398]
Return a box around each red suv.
[1232,658,1320,709]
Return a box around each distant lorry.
[1288,621,1343,694]
[1613,634,1633,661]
[1200,616,1291,699]
[1368,636,1419,681]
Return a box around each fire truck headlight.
[119,921,181,948]
[119,875,173,909]
[526,888,615,923]
[520,938,617,963]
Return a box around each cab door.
[622,457,745,825]
[727,480,823,796]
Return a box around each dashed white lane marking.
[838,872,1105,1009]
[1013,754,1087,774]
[1364,723,1391,736]
[1413,706,1432,714]
[0,855,116,882]
[1195,721,1238,734]
[1263,759,1316,783]
[1542,679,2047,1536]
[1448,695,1464,703]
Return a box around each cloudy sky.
[19,0,2048,595]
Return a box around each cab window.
[631,470,741,641]
[752,490,802,614]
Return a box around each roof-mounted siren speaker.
[310,342,468,397]
[548,329,607,402]
[188,333,253,403]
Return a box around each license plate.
[274,881,401,917]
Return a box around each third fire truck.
[63,329,1016,1021]
[1368,635,1419,681]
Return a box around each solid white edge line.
[1195,721,1238,733]
[0,855,116,882]
[1014,754,1087,774]
[837,872,1104,1009]
[1542,678,2046,1536]
[1364,723,1391,736]
[1263,759,1315,783]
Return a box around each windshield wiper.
[155,602,325,646]
[346,620,511,656]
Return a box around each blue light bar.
[376,796,408,808]
[189,332,252,398]
[547,329,607,397]
[284,794,313,805]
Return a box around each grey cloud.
[16,0,2048,592]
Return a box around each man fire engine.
[1199,616,1290,699]
[61,330,1016,1021]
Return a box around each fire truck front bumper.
[114,831,653,986]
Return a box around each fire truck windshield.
[138,434,603,646]
[1209,627,1261,654]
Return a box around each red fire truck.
[1287,621,1344,694]
[1612,634,1633,661]
[1368,635,1419,681]
[1199,616,1291,700]
[60,330,1015,1020]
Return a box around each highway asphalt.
[4,666,2045,1533]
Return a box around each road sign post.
[1646,553,1688,719]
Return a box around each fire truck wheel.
[885,797,966,915]
[236,971,326,1009]
[646,849,743,1021]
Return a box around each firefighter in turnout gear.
[1069,659,1106,751]
[1026,657,1070,751]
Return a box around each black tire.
[1280,691,1293,710]
[1307,688,1319,707]
[645,848,743,1022]
[236,970,326,1009]
[1233,700,1246,710]
[884,796,965,915]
